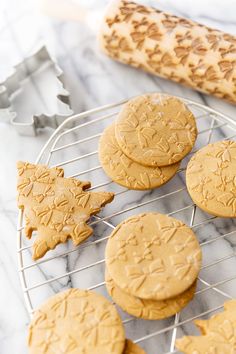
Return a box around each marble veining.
[0,0,236,353]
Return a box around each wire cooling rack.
[17,94,236,354]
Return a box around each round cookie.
[186,140,236,218]
[28,288,125,354]
[105,213,202,300]
[115,94,197,167]
[123,339,146,354]
[106,269,196,320]
[99,124,180,190]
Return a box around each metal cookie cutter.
[0,46,73,136]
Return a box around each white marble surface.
[1,0,236,353]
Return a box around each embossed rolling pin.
[98,0,236,103]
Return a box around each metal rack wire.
[17,94,236,354]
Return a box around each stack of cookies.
[99,93,198,190]
[105,212,202,320]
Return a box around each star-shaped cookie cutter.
[0,46,73,136]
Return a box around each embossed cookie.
[123,339,146,354]
[186,140,236,218]
[99,124,180,190]
[106,269,196,320]
[28,288,125,354]
[175,299,236,353]
[175,334,234,354]
[105,213,202,300]
[17,161,114,260]
[115,94,197,167]
[194,299,236,335]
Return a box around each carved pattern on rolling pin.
[99,0,236,103]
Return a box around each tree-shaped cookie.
[175,299,236,353]
[17,161,114,260]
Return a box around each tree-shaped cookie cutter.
[0,46,73,136]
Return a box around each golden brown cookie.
[175,334,234,354]
[99,124,180,190]
[105,213,202,301]
[106,269,196,320]
[186,140,236,218]
[123,339,146,354]
[115,94,197,167]
[17,161,114,260]
[28,288,125,354]
[194,299,236,335]
[175,299,236,353]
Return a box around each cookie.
[106,269,196,320]
[194,299,236,335]
[175,299,236,353]
[105,213,202,300]
[123,339,146,354]
[28,288,125,354]
[99,124,180,190]
[186,140,236,218]
[115,94,197,167]
[175,334,234,354]
[17,161,114,260]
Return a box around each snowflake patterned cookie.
[105,213,202,300]
[99,123,180,190]
[186,140,236,217]
[115,94,197,167]
[106,268,196,320]
[17,161,114,260]
[28,288,125,354]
